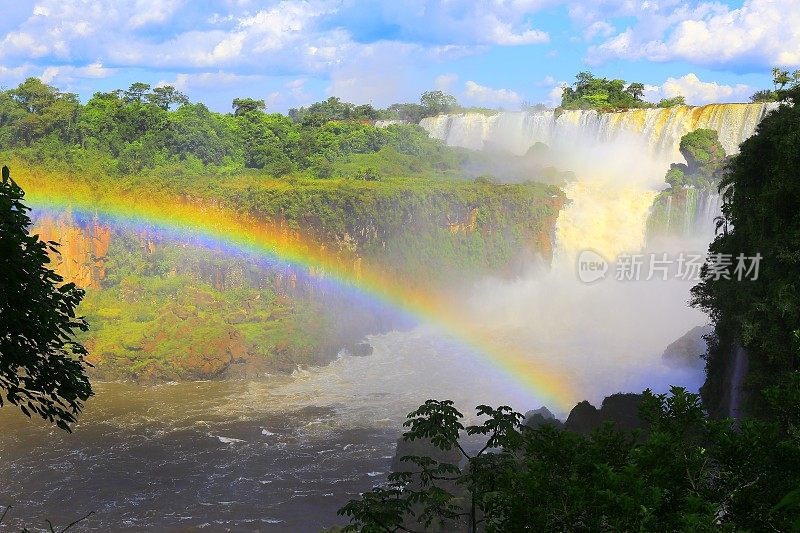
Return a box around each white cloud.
[587,0,800,68]
[39,66,59,83]
[349,1,551,47]
[644,73,751,105]
[548,83,567,106]
[435,73,458,92]
[327,41,418,107]
[489,21,549,45]
[128,0,184,29]
[159,71,264,91]
[0,64,32,85]
[464,80,522,106]
[38,62,113,84]
[285,78,312,104]
[584,20,616,40]
[1,32,51,57]
[535,74,556,87]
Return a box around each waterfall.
[695,190,722,237]
[665,195,672,232]
[422,103,776,260]
[426,103,776,406]
[420,103,777,161]
[555,181,657,262]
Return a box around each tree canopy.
[664,129,728,189]
[339,389,800,531]
[559,71,688,111]
[749,67,800,102]
[692,87,800,424]
[0,166,92,430]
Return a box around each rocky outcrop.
[662,325,712,369]
[523,407,563,430]
[564,393,645,436]
[32,212,111,288]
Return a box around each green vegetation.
[47,173,561,381]
[340,85,800,533]
[648,129,728,236]
[559,71,686,111]
[0,166,91,430]
[692,87,800,423]
[339,389,800,531]
[750,67,800,103]
[656,95,686,108]
[0,78,565,381]
[666,129,728,190]
[0,78,469,180]
[76,236,331,380]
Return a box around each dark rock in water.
[347,342,374,357]
[341,342,373,358]
[662,325,712,369]
[523,406,564,429]
[565,393,645,436]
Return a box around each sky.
[0,0,798,112]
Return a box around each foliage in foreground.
[0,166,92,430]
[338,390,800,532]
[691,87,800,422]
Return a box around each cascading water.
[420,103,777,159]
[424,103,776,406]
[420,103,777,245]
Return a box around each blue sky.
[0,0,796,112]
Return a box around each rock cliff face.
[564,393,645,436]
[32,212,112,289]
[662,325,712,369]
[31,190,563,381]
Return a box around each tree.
[123,82,152,104]
[339,399,524,532]
[657,96,686,107]
[691,87,800,423]
[339,389,800,532]
[232,97,266,117]
[146,85,189,110]
[9,77,58,114]
[625,82,646,101]
[560,72,651,110]
[419,91,458,116]
[0,166,92,430]
[750,89,778,103]
[772,67,792,91]
[679,128,727,180]
[386,103,427,123]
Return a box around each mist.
[444,117,712,412]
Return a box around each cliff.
[32,211,112,289]
[29,178,564,381]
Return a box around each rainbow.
[16,169,577,410]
